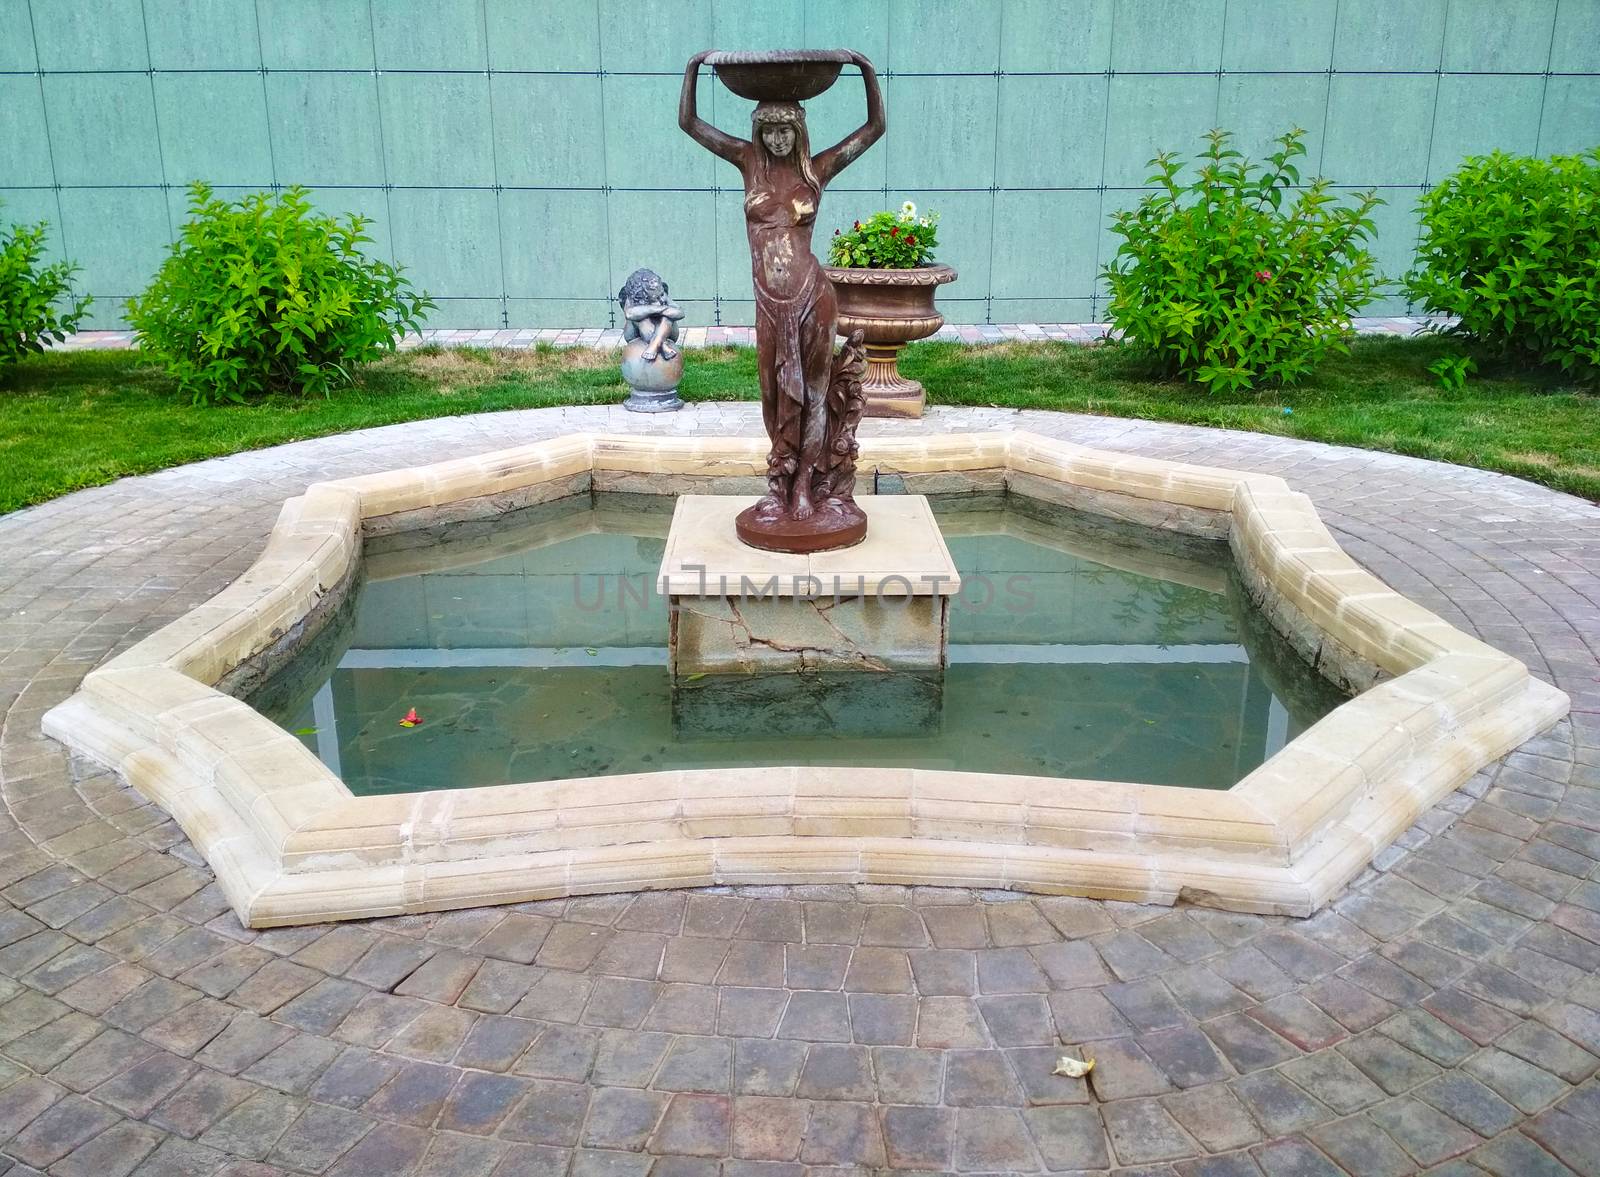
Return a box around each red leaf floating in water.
[399,708,422,728]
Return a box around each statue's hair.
[618,267,667,307]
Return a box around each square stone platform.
[657,495,961,675]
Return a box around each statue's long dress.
[741,157,836,516]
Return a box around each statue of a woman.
[680,49,885,552]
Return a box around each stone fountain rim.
[39,431,1567,927]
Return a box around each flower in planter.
[828,206,940,269]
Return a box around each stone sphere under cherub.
[618,268,685,413]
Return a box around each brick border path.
[1,404,1596,1176]
[52,316,1448,352]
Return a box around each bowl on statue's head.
[705,49,852,103]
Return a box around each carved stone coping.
[823,264,958,287]
[41,432,1568,927]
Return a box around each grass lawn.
[1,336,1594,514]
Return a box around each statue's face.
[761,125,796,157]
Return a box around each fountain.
[666,49,962,674]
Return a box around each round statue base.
[735,500,868,554]
[624,389,684,413]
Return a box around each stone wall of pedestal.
[657,495,961,677]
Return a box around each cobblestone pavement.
[52,316,1447,352]
[1,404,1597,1176]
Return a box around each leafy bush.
[1104,128,1383,393]
[1,204,90,375]
[1406,150,1600,382]
[829,201,940,268]
[127,183,432,403]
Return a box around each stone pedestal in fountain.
[657,496,960,677]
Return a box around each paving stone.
[47,1118,163,1177]
[514,973,594,1024]
[1420,986,1525,1045]
[1023,1103,1106,1170]
[1161,1084,1263,1153]
[731,1094,806,1161]
[1470,1129,1583,1177]
[1500,1019,1599,1083]
[583,1087,669,1150]
[775,990,851,1044]
[1103,1098,1195,1166]
[591,1029,672,1087]
[870,1045,943,1105]
[1028,940,1109,990]
[437,1071,528,1135]
[1464,1047,1572,1113]
[386,1005,477,1062]
[92,1051,194,1118]
[1247,993,1349,1051]
[1246,1135,1344,1176]
[716,943,785,989]
[783,944,850,990]
[953,1106,1039,1171]
[1367,1096,1482,1166]
[732,1039,807,1097]
[1004,1045,1092,1106]
[1203,1012,1300,1073]
[1339,1033,1442,1094]
[654,1036,732,1093]
[500,1079,590,1147]
[846,992,915,1045]
[148,1071,255,1138]
[268,1103,374,1172]
[974,993,1053,1046]
[322,1121,430,1176]
[412,1132,505,1177]
[0,1076,65,1142]
[196,1090,299,1159]
[1305,1114,1415,1177]
[515,1024,600,1081]
[308,1046,402,1109]
[1230,1070,1332,1136]
[49,1028,153,1091]
[1047,987,1132,1041]
[944,1048,1024,1105]
[458,960,539,1014]
[1277,1048,1387,1115]
[795,1043,872,1101]
[1139,1026,1231,1088]
[6,1087,120,1170]
[455,1015,541,1073]
[716,987,787,1038]
[1417,1071,1521,1137]
[363,1061,458,1127]
[650,1093,730,1157]
[975,947,1049,994]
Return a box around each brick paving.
[50,316,1449,353]
[0,403,1597,1175]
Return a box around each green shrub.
[1406,150,1600,382]
[1103,128,1383,393]
[1,204,90,375]
[127,183,432,403]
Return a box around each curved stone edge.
[40,431,1569,926]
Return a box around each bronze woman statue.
[680,49,885,552]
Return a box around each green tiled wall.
[3,0,1596,328]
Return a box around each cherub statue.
[618,268,683,362]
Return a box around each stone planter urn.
[823,263,957,418]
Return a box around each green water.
[249,493,1346,794]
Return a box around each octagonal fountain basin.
[249,492,1345,796]
[42,433,1568,926]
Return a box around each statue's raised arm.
[813,51,885,184]
[679,50,747,166]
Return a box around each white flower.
[900,200,916,221]
[919,215,932,228]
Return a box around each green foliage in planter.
[1104,129,1383,393]
[1,204,90,376]
[828,202,940,268]
[127,183,432,404]
[1406,149,1600,383]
